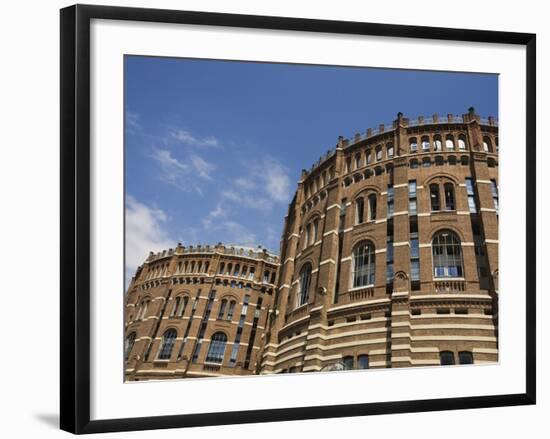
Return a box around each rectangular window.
[409,199,417,215]
[490,180,499,214]
[387,186,394,218]
[466,178,477,213]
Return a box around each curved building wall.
[261,108,499,373]
[124,243,279,380]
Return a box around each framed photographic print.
[60,4,536,434]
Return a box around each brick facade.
[124,244,278,380]
[260,108,499,373]
[125,107,498,379]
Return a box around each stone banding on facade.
[260,107,498,373]
[124,107,498,379]
[124,243,279,380]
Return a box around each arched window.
[387,143,394,158]
[352,241,375,288]
[432,230,464,278]
[138,299,149,320]
[158,329,177,360]
[206,332,227,363]
[376,145,383,161]
[444,183,455,210]
[421,136,430,151]
[459,351,474,364]
[304,224,311,249]
[430,184,440,211]
[248,267,255,280]
[313,218,319,242]
[343,356,354,370]
[171,296,181,316]
[227,300,236,320]
[409,137,418,152]
[217,299,227,319]
[298,264,312,306]
[226,263,232,275]
[358,354,369,369]
[440,351,455,365]
[233,264,240,276]
[355,197,365,224]
[483,136,492,152]
[445,134,455,150]
[179,296,188,317]
[434,134,442,151]
[345,157,352,173]
[125,332,136,361]
[366,149,372,164]
[368,194,377,221]
[458,134,467,150]
[355,153,362,170]
[241,266,248,278]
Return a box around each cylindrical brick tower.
[260,107,499,373]
[124,243,279,380]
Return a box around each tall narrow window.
[408,180,417,215]
[345,157,352,173]
[387,143,394,158]
[444,183,455,210]
[410,232,420,282]
[483,136,492,152]
[356,197,365,224]
[376,145,382,161]
[227,300,236,321]
[352,241,375,288]
[233,264,240,277]
[421,136,430,151]
[432,230,464,278]
[434,135,442,151]
[206,332,227,363]
[355,153,362,170]
[430,184,440,211]
[248,267,255,280]
[366,149,372,164]
[368,194,377,221]
[440,351,455,365]
[217,299,227,319]
[386,236,394,283]
[313,218,319,242]
[125,332,136,361]
[465,178,477,213]
[304,224,311,249]
[387,186,394,218]
[409,137,418,152]
[179,296,188,317]
[158,329,177,360]
[171,296,181,317]
[357,355,369,369]
[491,179,499,214]
[459,351,474,364]
[298,264,312,306]
[445,134,455,150]
[218,262,225,274]
[458,134,467,150]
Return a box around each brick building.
[124,243,278,380]
[125,107,499,379]
[260,107,499,373]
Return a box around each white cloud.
[190,154,215,180]
[126,111,141,133]
[125,195,173,286]
[170,129,220,148]
[220,157,291,211]
[150,147,215,192]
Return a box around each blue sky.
[124,56,498,283]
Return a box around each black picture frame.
[60,4,536,434]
